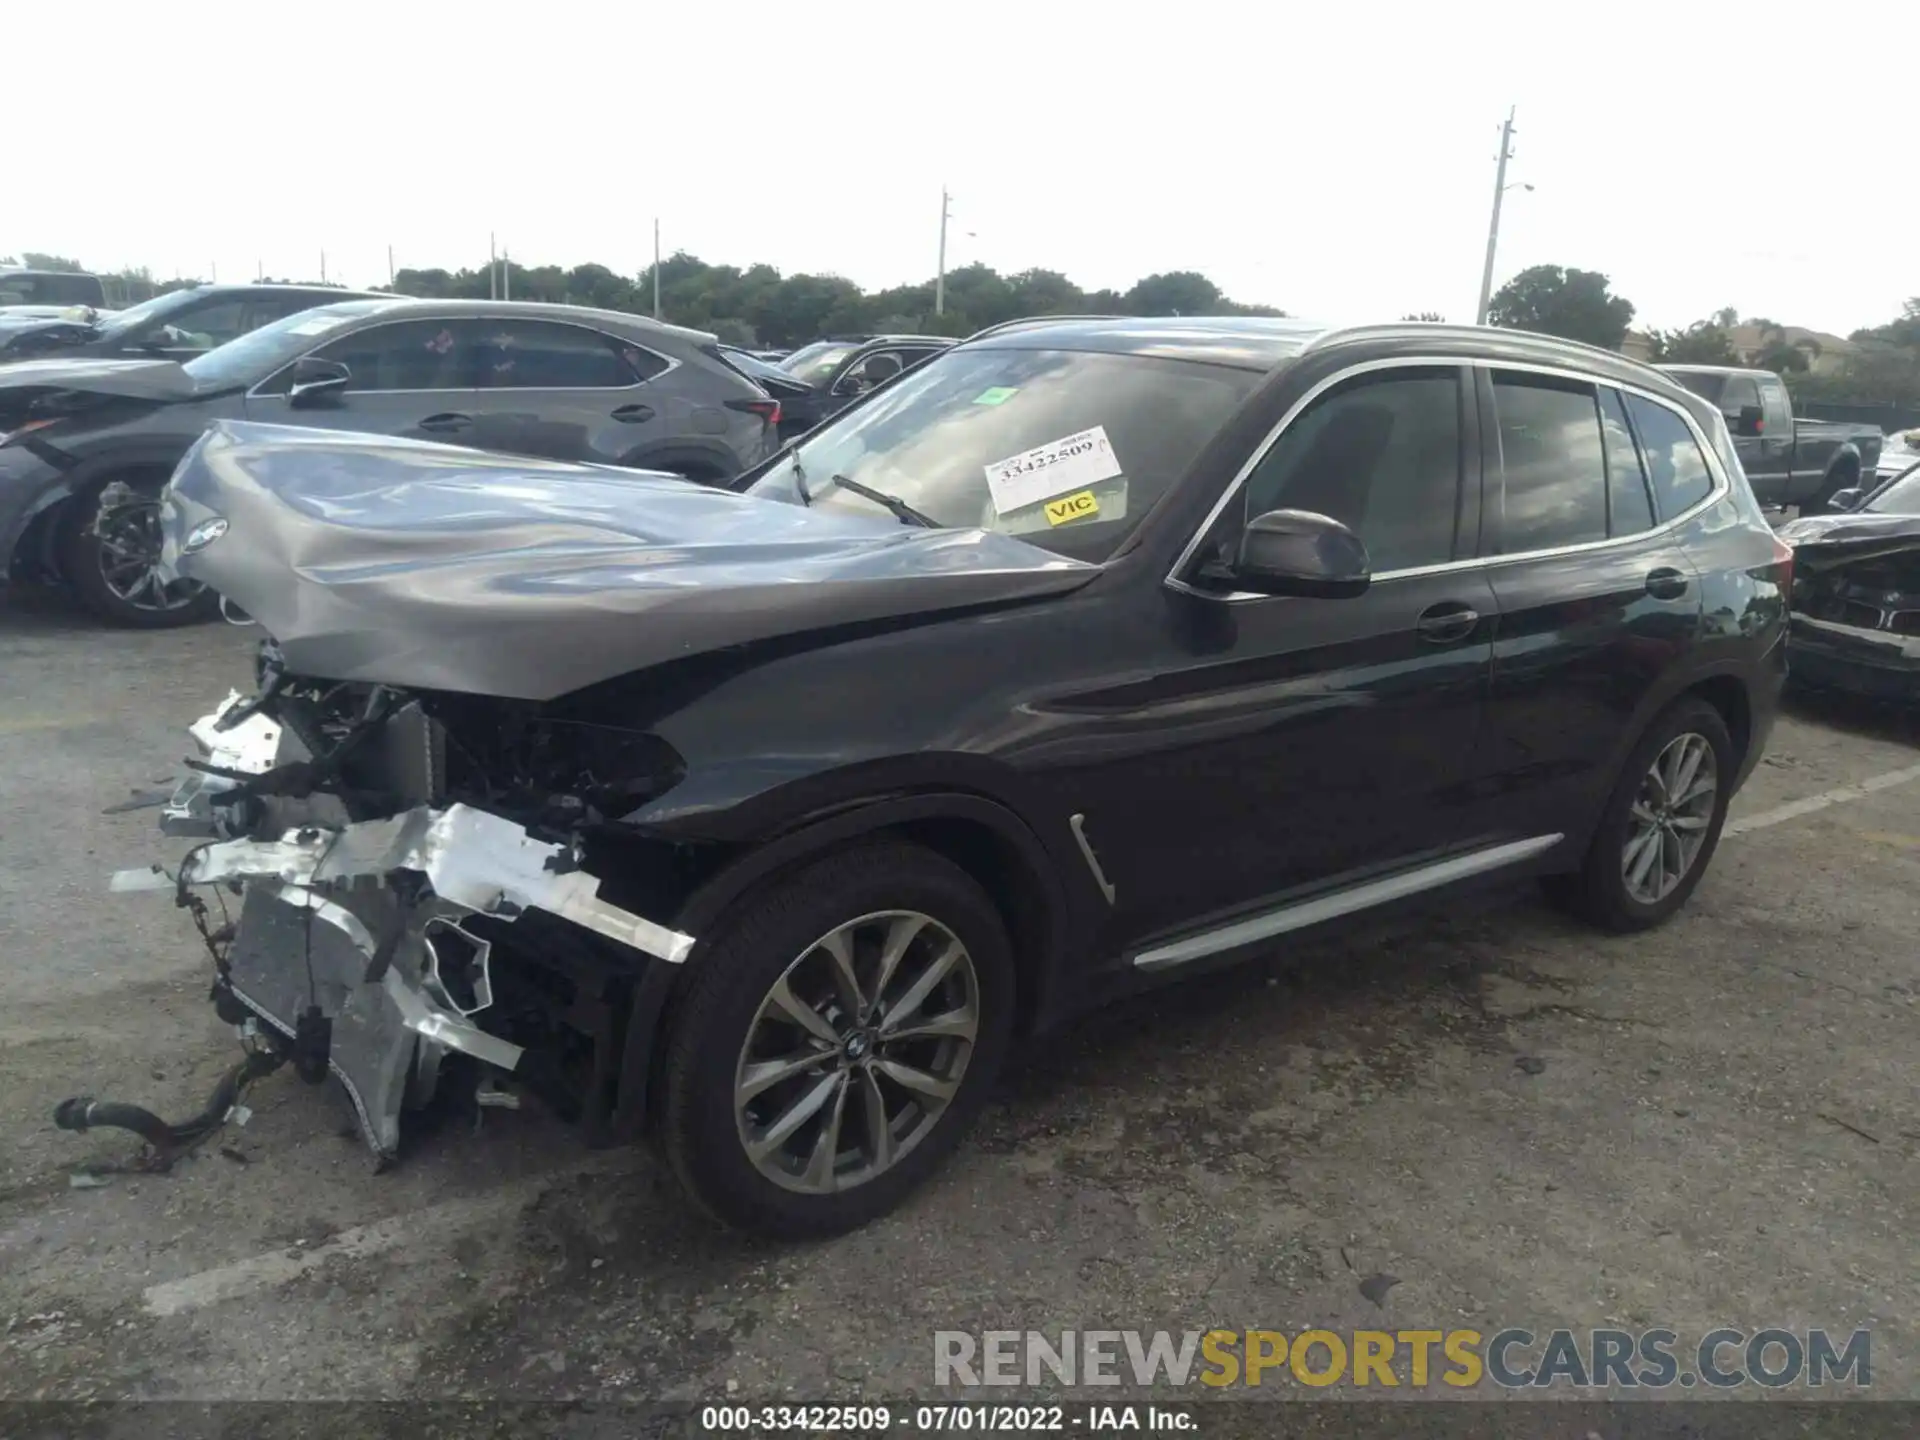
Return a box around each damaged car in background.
[79,317,1788,1238]
[1777,460,1920,700]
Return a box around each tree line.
[385,255,1284,347]
[1486,263,1920,408]
[13,246,1918,407]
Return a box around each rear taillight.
[1770,532,1794,593]
[726,398,781,427]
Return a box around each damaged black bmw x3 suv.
[102,316,1788,1237]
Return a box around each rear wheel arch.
[617,442,737,484]
[1688,673,1752,770]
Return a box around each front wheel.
[658,841,1015,1237]
[1543,697,1734,933]
[60,479,219,628]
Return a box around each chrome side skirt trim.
[1131,833,1565,972]
[1069,813,1116,905]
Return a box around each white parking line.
[1726,761,1920,838]
[143,1155,641,1318]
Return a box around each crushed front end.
[108,655,697,1164]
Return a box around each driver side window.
[1238,367,1465,574]
[307,319,482,392]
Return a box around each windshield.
[0,272,103,307]
[181,302,392,390]
[1867,461,1920,515]
[780,341,859,384]
[747,345,1261,560]
[96,289,199,340]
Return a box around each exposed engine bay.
[95,651,699,1164]
[1780,512,1920,695]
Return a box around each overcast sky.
[17,1,1914,336]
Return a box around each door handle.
[1646,567,1690,600]
[418,412,472,433]
[1415,602,1480,644]
[612,403,656,423]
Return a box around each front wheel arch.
[672,792,1074,1027]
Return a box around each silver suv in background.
[0,299,783,625]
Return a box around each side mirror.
[1825,488,1864,513]
[1733,405,1764,438]
[287,356,352,407]
[1217,508,1370,598]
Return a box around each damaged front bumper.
[112,693,695,1160]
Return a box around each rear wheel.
[1802,463,1859,517]
[1543,697,1734,933]
[658,841,1014,1237]
[60,478,218,628]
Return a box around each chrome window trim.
[1132,833,1566,971]
[246,318,676,400]
[1163,355,1734,603]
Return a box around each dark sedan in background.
[770,333,954,437]
[1778,460,1920,700]
[0,298,781,625]
[0,283,386,364]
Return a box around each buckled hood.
[0,354,196,401]
[1777,510,1920,571]
[161,421,1097,701]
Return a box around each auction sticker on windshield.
[985,426,1122,514]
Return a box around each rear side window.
[1242,366,1463,573]
[1757,377,1792,436]
[1716,373,1760,426]
[1598,388,1654,536]
[1490,373,1607,552]
[474,321,662,388]
[1625,396,1716,518]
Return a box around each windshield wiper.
[828,474,939,529]
[788,453,811,506]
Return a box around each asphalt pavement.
[1,584,1914,1421]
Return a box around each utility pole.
[489,232,497,300]
[1475,106,1517,326]
[320,249,327,284]
[652,218,662,320]
[502,245,511,301]
[935,186,951,316]
[387,244,395,287]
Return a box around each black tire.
[1801,464,1859,518]
[59,479,220,628]
[658,841,1015,1238]
[1542,696,1735,933]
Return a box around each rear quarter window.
[1625,395,1716,519]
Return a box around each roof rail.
[962,314,1129,343]
[1302,320,1666,376]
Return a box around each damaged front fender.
[115,802,696,965]
[112,695,697,1160]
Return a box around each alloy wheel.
[92,494,209,614]
[1622,731,1717,905]
[733,910,979,1195]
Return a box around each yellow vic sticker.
[1044,490,1099,526]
